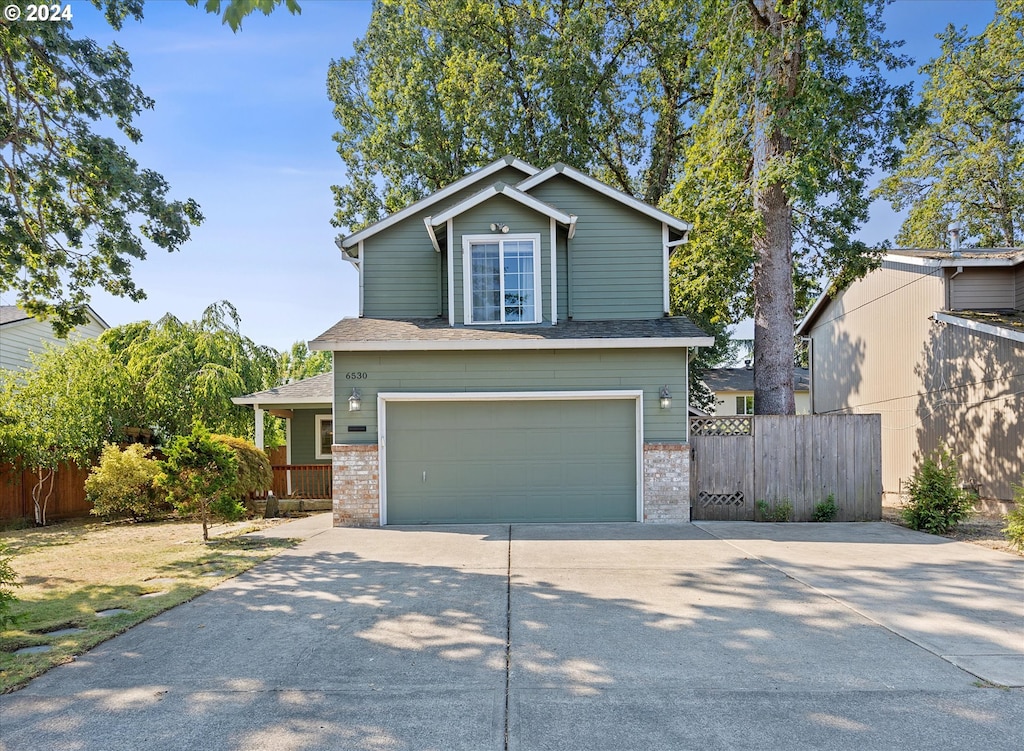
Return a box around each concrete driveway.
[1,516,1022,750]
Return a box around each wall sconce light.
[659,386,672,410]
[348,387,362,412]
[489,222,510,233]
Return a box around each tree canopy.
[327,0,701,232]
[278,341,331,384]
[877,0,1024,248]
[0,1,203,336]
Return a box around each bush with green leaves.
[901,445,975,535]
[158,425,241,542]
[812,494,839,522]
[86,444,167,521]
[756,499,793,522]
[211,434,273,501]
[1003,479,1024,552]
[0,542,20,630]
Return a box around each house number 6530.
[345,372,368,380]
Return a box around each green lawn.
[0,517,296,693]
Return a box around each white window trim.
[314,414,334,460]
[462,233,543,325]
[377,390,644,526]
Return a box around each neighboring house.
[0,305,109,371]
[236,156,713,526]
[702,366,810,415]
[797,247,1024,504]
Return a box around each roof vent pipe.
[947,221,962,256]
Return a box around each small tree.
[211,434,273,502]
[0,542,20,630]
[158,425,241,542]
[901,444,976,535]
[86,444,167,521]
[1003,478,1024,552]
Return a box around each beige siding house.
[0,305,109,371]
[703,366,810,415]
[797,249,1024,505]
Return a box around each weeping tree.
[664,0,913,413]
[101,300,282,442]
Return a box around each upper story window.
[464,234,541,324]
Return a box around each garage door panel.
[385,398,637,524]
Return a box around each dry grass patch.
[0,517,297,692]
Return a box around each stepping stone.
[140,591,168,599]
[95,608,130,618]
[14,645,52,655]
[201,570,225,577]
[44,627,84,638]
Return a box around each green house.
[238,157,713,525]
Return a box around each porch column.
[254,405,265,450]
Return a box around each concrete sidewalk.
[1,520,1021,750]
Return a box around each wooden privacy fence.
[690,414,882,522]
[0,462,92,522]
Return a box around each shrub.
[210,434,273,501]
[86,444,167,521]
[901,444,975,535]
[1003,479,1024,552]
[0,542,20,630]
[812,494,839,522]
[158,425,241,542]
[756,499,793,522]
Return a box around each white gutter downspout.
[947,265,964,309]
[424,216,441,253]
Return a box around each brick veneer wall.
[643,442,691,523]
[332,444,380,527]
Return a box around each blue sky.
[21,0,999,350]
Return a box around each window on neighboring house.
[735,395,754,415]
[465,235,541,324]
[315,414,333,460]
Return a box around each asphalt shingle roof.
[702,367,810,392]
[309,316,713,350]
[0,306,31,326]
[233,372,333,404]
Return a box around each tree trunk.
[32,468,55,527]
[749,0,799,415]
[202,504,209,542]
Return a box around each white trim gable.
[516,163,692,235]
[430,182,572,227]
[934,311,1024,344]
[340,156,540,249]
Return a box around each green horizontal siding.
[452,194,552,325]
[529,175,666,320]
[332,348,688,444]
[290,409,333,465]
[361,165,530,318]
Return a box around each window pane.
[503,245,534,322]
[471,244,500,322]
[319,419,333,455]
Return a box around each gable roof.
[515,163,692,236]
[339,156,540,249]
[0,304,109,330]
[797,247,1024,336]
[429,182,574,227]
[231,372,334,406]
[703,367,810,393]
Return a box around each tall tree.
[0,1,203,336]
[327,0,700,231]
[877,0,1024,248]
[665,0,912,413]
[278,341,331,384]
